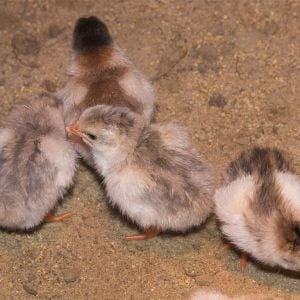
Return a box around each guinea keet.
[58,16,155,168]
[67,104,215,240]
[0,93,76,230]
[215,147,300,271]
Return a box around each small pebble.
[194,277,209,286]
[48,24,62,39]
[57,248,72,259]
[63,267,80,283]
[23,283,38,296]
[11,32,41,56]
[199,44,218,63]
[261,20,279,36]
[184,268,199,278]
[26,272,37,282]
[209,93,227,108]
[192,243,201,251]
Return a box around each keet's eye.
[86,133,97,140]
[293,239,300,251]
[295,226,300,236]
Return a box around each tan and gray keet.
[215,147,300,271]
[190,289,280,300]
[68,104,214,240]
[0,94,76,230]
[58,16,155,168]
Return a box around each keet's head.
[73,16,112,52]
[273,216,300,271]
[67,105,144,155]
[256,209,300,271]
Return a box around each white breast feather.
[215,175,258,253]
[276,171,300,215]
[105,168,158,228]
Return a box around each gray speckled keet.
[72,104,215,233]
[0,94,76,230]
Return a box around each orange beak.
[67,123,82,138]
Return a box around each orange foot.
[240,252,248,269]
[124,227,161,241]
[44,212,73,223]
[223,242,248,269]
[223,242,232,250]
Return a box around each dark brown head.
[73,16,113,52]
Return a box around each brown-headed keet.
[58,16,155,167]
[215,147,300,271]
[67,104,214,240]
[0,94,76,230]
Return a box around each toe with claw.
[44,212,73,223]
[124,227,161,241]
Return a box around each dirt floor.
[0,0,300,299]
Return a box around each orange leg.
[223,242,232,250]
[223,242,248,269]
[124,227,161,241]
[44,212,73,223]
[240,252,249,269]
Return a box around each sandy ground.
[0,0,300,299]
